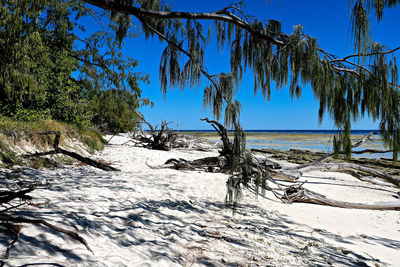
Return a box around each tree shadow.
[0,165,394,266]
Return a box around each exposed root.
[159,122,400,210]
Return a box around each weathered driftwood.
[200,117,233,157]
[0,214,93,253]
[267,132,400,187]
[130,128,218,152]
[128,114,220,152]
[164,156,228,172]
[280,162,400,188]
[285,187,400,210]
[134,111,177,151]
[24,131,119,171]
[158,121,400,210]
[287,132,377,170]
[171,134,219,151]
[352,148,393,154]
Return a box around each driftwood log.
[24,131,119,171]
[285,187,400,210]
[159,120,400,211]
[133,111,177,151]
[279,161,400,188]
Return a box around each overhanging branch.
[82,0,284,46]
[83,0,400,90]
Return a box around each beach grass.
[0,116,105,166]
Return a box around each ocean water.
[181,130,392,159]
[181,129,379,134]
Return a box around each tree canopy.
[2,0,399,158]
[82,0,400,160]
[0,0,151,132]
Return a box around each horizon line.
[170,129,381,131]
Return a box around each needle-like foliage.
[0,0,151,132]
[85,0,400,162]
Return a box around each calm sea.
[180,130,391,159]
[180,129,379,134]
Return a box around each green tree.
[0,0,150,131]
[83,0,400,160]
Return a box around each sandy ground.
[1,134,399,266]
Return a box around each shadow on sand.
[0,166,393,266]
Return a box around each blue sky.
[90,0,400,130]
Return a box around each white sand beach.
[1,134,399,266]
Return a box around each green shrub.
[0,116,105,162]
[79,128,106,153]
[90,89,141,134]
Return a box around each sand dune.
[1,134,399,266]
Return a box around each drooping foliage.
[0,0,82,123]
[80,0,400,206]
[350,0,400,54]
[4,0,398,203]
[85,0,400,161]
[0,0,151,132]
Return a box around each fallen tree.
[285,187,400,210]
[24,131,119,171]
[128,112,220,151]
[130,111,177,151]
[156,119,400,211]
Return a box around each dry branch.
[159,121,400,210]
[0,187,35,205]
[286,187,400,210]
[25,131,119,171]
[200,118,233,157]
[83,0,284,46]
[161,156,228,172]
[133,112,176,151]
[290,162,400,188]
[1,221,21,259]
[287,132,377,170]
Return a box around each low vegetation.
[0,116,106,168]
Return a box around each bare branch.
[25,132,120,171]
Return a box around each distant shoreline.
[174,130,388,159]
[172,129,380,134]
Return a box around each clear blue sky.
[91,0,400,130]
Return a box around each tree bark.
[25,131,120,171]
[200,118,233,157]
[286,188,400,210]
